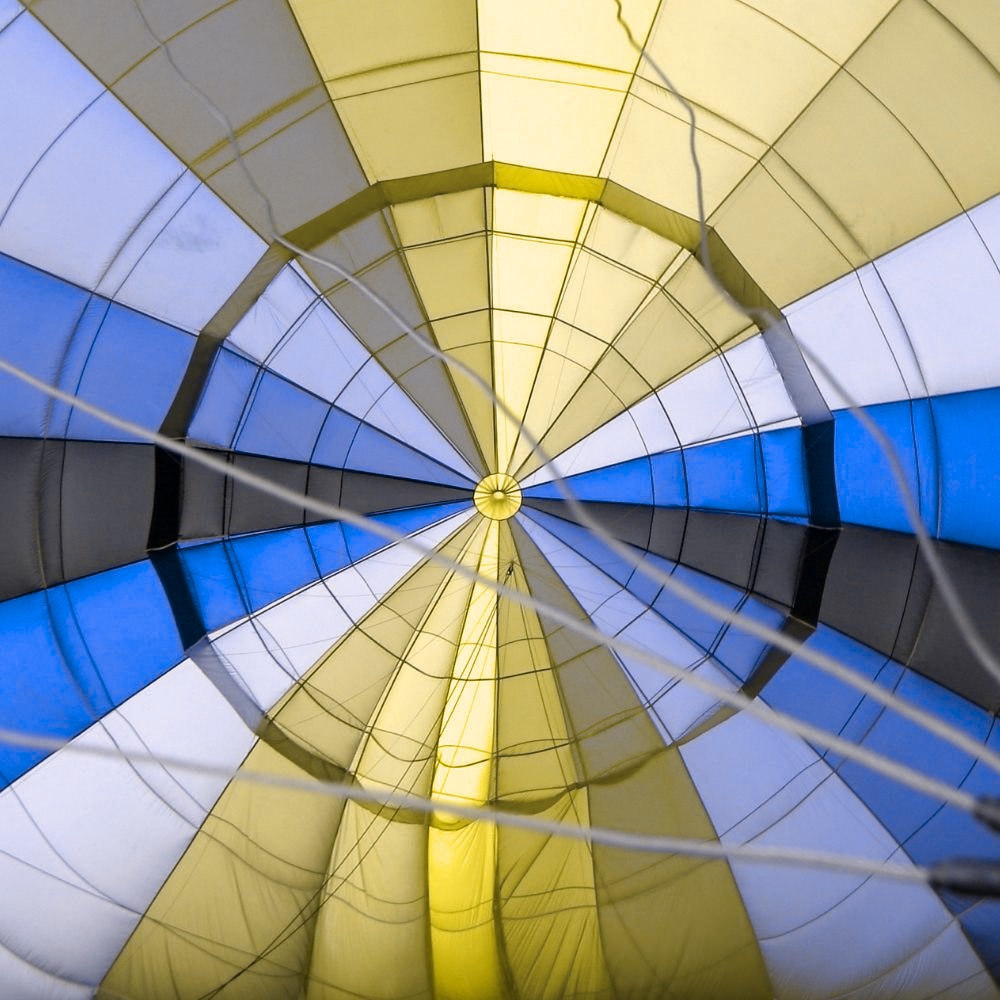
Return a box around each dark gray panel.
[0,439,46,599]
[0,438,155,600]
[56,440,155,582]
[229,454,309,535]
[677,511,764,593]
[907,543,1000,711]
[820,525,918,657]
[754,519,809,609]
[178,449,228,540]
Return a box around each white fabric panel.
[0,2,21,31]
[876,209,1000,399]
[230,263,477,479]
[0,942,92,1000]
[0,87,183,292]
[723,336,799,428]
[655,353,754,444]
[523,390,680,485]
[0,660,254,996]
[790,193,1000,410]
[210,509,475,709]
[0,14,104,221]
[97,179,266,333]
[680,712,993,998]
[786,268,915,409]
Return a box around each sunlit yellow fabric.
[474,473,522,520]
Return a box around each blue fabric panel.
[56,299,194,442]
[521,509,650,593]
[524,429,806,517]
[235,371,329,463]
[311,407,363,467]
[833,398,937,535]
[0,252,194,441]
[523,457,656,505]
[189,347,258,447]
[684,435,762,512]
[711,599,787,683]
[760,427,809,516]
[836,670,993,844]
[932,388,1000,549]
[0,252,90,436]
[181,502,468,630]
[762,626,893,747]
[0,562,183,787]
[336,502,469,562]
[346,422,473,487]
[650,450,688,507]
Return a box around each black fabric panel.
[57,441,156,582]
[0,438,47,599]
[820,525,919,657]
[819,524,1000,710]
[906,542,1000,711]
[228,455,311,535]
[0,438,155,601]
[178,450,473,541]
[677,510,765,594]
[755,519,811,610]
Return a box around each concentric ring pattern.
[1,1,1000,997]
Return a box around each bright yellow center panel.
[473,474,522,520]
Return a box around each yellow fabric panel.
[309,803,434,1000]
[605,91,757,223]
[289,0,478,81]
[403,236,490,319]
[480,64,629,177]
[510,523,771,998]
[773,67,960,262]
[477,0,655,175]
[267,517,483,771]
[350,518,493,797]
[557,249,654,342]
[391,189,486,246]
[710,153,862,307]
[739,0,897,63]
[100,740,347,1000]
[478,0,656,71]
[334,71,484,182]
[848,0,1000,212]
[588,753,771,998]
[429,820,505,1000]
[432,518,500,807]
[497,792,612,1000]
[507,323,617,477]
[932,0,1000,68]
[492,188,589,243]
[490,233,575,316]
[426,312,496,470]
[642,0,840,145]
[492,314,551,473]
[583,205,685,281]
[289,0,483,181]
[495,523,579,802]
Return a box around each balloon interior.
[1,1,999,998]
